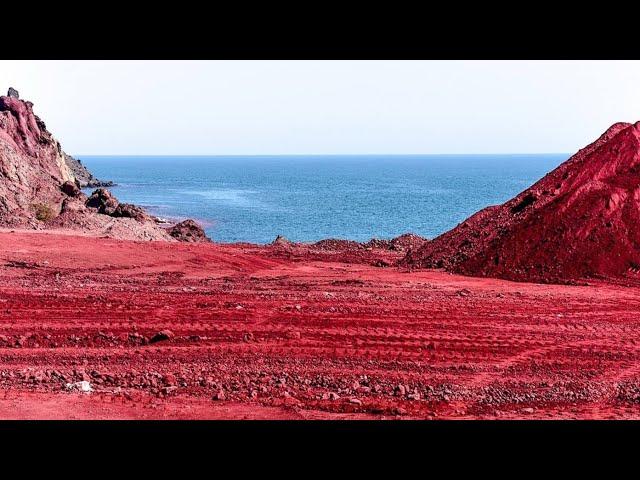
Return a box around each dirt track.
[1,231,640,419]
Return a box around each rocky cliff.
[63,153,114,188]
[0,88,208,242]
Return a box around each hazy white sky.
[1,60,639,155]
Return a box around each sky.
[1,60,639,156]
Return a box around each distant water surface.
[79,155,567,244]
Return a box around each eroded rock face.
[168,219,210,243]
[61,180,82,197]
[402,122,640,283]
[0,93,74,225]
[63,153,114,188]
[0,89,203,242]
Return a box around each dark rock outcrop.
[272,235,292,246]
[7,88,19,99]
[63,153,114,188]
[112,203,150,222]
[61,180,82,197]
[168,219,211,243]
[85,188,119,215]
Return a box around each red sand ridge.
[402,121,640,283]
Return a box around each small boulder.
[149,329,174,344]
[85,188,119,215]
[7,87,19,99]
[168,219,210,243]
[65,381,93,393]
[272,235,292,246]
[112,203,150,222]
[61,180,81,197]
[61,197,87,214]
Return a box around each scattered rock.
[243,332,254,342]
[161,386,178,395]
[213,389,226,401]
[372,259,390,267]
[65,381,93,393]
[168,219,210,243]
[149,330,174,344]
[285,329,301,340]
[112,203,150,222]
[163,373,177,386]
[272,235,292,246]
[128,332,148,345]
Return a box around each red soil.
[2,230,640,419]
[403,122,640,283]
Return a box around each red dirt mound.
[402,121,640,283]
[3,230,640,419]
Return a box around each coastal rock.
[313,238,363,251]
[272,235,292,246]
[63,153,114,188]
[112,203,150,222]
[168,219,210,243]
[0,89,173,241]
[402,121,640,283]
[389,233,428,251]
[85,188,119,215]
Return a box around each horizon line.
[73,152,571,158]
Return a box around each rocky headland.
[0,88,208,242]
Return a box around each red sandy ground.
[1,230,640,419]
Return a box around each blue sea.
[79,155,566,244]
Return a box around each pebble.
[65,381,93,393]
[395,385,406,397]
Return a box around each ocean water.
[79,155,567,244]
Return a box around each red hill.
[402,121,640,283]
